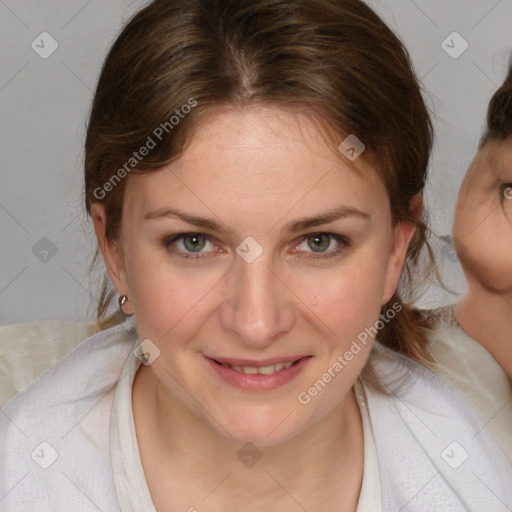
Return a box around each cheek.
[459,218,512,292]
[127,234,392,346]
[454,186,498,242]
[127,247,228,339]
[290,257,388,342]
[454,189,512,291]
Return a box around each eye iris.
[307,233,330,252]
[184,234,206,252]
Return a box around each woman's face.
[453,136,512,294]
[94,106,414,445]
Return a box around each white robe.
[1,317,511,511]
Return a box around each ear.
[91,203,133,314]
[381,194,423,305]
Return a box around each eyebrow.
[143,206,370,234]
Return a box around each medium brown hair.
[480,60,512,146]
[85,0,436,373]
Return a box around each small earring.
[118,294,133,316]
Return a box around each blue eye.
[295,233,350,259]
[163,233,217,260]
[161,232,350,261]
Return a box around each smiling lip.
[207,355,310,367]
[205,355,312,391]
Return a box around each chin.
[223,429,298,449]
[218,407,307,448]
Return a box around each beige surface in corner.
[0,320,99,408]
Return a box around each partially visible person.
[1,1,511,511]
[428,57,512,463]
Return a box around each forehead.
[123,106,388,221]
[176,105,352,170]
[487,136,512,170]
[468,136,512,180]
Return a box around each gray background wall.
[1,0,511,325]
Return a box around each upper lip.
[206,355,310,367]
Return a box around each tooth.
[225,361,297,374]
[257,365,276,375]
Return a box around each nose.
[219,254,295,350]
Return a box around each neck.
[133,364,364,511]
[454,285,512,379]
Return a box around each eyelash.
[161,232,351,261]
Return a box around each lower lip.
[205,356,311,391]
